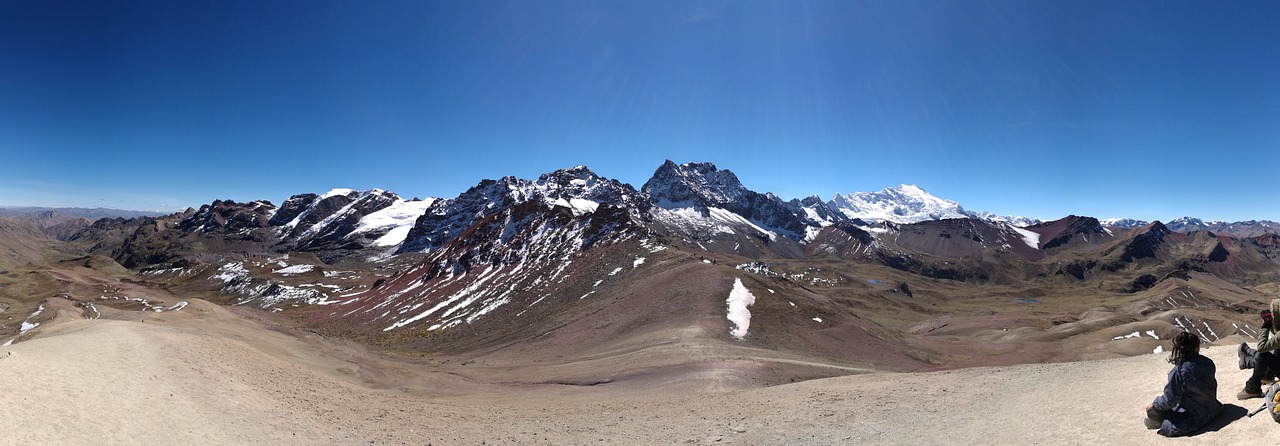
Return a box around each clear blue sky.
[2,1,1278,222]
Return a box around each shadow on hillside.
[1187,404,1247,437]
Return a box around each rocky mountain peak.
[642,160,749,208]
[534,166,645,211]
[1115,220,1173,262]
[1147,220,1172,235]
[277,189,399,239]
[178,199,276,234]
[1029,215,1111,251]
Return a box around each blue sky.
[2,1,1278,222]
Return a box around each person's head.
[1271,299,1280,331]
[1168,331,1200,365]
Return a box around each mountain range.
[3,159,1280,376]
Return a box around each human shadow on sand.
[1186,404,1248,436]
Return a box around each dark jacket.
[1151,352,1222,437]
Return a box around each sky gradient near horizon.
[2,1,1278,222]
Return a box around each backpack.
[1265,383,1280,422]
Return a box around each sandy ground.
[0,300,1273,445]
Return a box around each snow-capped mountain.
[1166,217,1280,238]
[965,211,1042,228]
[828,185,969,224]
[1098,218,1280,238]
[69,159,1280,346]
[125,161,1280,274]
[642,161,837,244]
[397,166,643,254]
[827,185,1041,227]
[1100,218,1150,229]
[273,189,402,251]
[319,167,649,338]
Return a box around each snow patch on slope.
[727,278,756,339]
[353,198,437,247]
[19,305,44,334]
[272,264,315,275]
[552,198,600,216]
[1011,226,1040,249]
[707,207,777,240]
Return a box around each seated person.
[1239,301,1280,399]
[1237,309,1278,385]
[1146,331,1223,437]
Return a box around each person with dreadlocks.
[1145,330,1223,437]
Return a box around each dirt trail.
[0,302,1273,445]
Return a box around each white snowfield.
[271,264,315,275]
[352,197,437,247]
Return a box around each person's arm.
[1261,327,1280,354]
[1151,367,1185,411]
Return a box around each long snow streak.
[727,278,756,339]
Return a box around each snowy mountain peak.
[967,211,1042,228]
[320,188,358,200]
[828,185,969,224]
[893,184,930,198]
[1102,218,1150,229]
[1163,217,1280,237]
[398,167,647,254]
[535,166,603,196]
[534,165,647,216]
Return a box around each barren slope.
[0,299,1270,445]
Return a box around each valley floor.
[0,298,1270,445]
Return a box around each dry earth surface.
[0,298,1272,445]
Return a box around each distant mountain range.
[7,161,1278,266]
[0,206,165,220]
[6,168,1275,241]
[4,159,1280,370]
